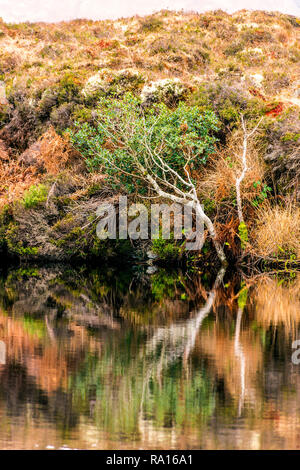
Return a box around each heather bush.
[140,78,189,107]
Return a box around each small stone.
[146,250,158,259]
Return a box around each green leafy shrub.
[69,93,219,193]
[251,182,272,207]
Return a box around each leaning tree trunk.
[196,202,227,266]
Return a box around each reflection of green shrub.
[70,340,216,438]
[238,281,248,309]
[22,184,48,208]
[144,366,215,427]
[151,269,182,300]
[22,316,47,339]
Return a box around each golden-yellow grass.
[251,204,300,259]
[198,130,265,204]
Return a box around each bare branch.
[236,115,263,224]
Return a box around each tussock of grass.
[251,205,300,259]
[198,131,265,204]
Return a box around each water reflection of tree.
[68,267,226,440]
[0,266,299,448]
[0,265,224,438]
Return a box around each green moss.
[22,184,48,209]
[238,221,248,250]
[87,183,103,196]
[51,213,75,231]
[5,222,39,257]
[0,204,12,249]
[9,267,40,280]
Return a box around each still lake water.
[0,263,299,450]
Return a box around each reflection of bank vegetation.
[252,274,300,335]
[0,266,299,447]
